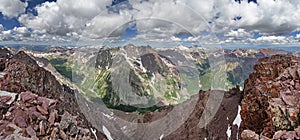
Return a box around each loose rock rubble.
[0,48,107,139]
[241,55,300,139]
[0,91,96,139]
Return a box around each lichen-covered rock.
[241,55,300,138]
[241,130,259,140]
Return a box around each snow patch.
[233,105,242,128]
[102,112,114,120]
[159,134,164,140]
[121,126,127,130]
[233,105,242,139]
[0,90,17,104]
[90,128,97,140]
[103,125,114,140]
[226,124,231,140]
[135,58,147,73]
[176,45,189,50]
[151,73,156,84]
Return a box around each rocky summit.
[241,55,300,139]
[0,48,106,140]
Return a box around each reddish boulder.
[241,55,300,138]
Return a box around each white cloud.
[13,27,30,37]
[129,0,212,38]
[254,35,288,44]
[233,0,300,35]
[223,29,253,43]
[82,11,132,39]
[19,0,117,37]
[0,24,3,31]
[2,0,299,44]
[19,2,70,35]
[0,0,28,18]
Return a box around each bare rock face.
[0,48,106,139]
[148,87,242,140]
[241,55,300,138]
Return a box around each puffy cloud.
[254,35,288,44]
[235,0,300,35]
[129,0,212,39]
[0,27,30,41]
[225,29,252,39]
[3,0,299,44]
[129,0,300,41]
[19,2,73,36]
[82,11,132,39]
[0,0,28,18]
[13,27,30,37]
[223,29,253,44]
[19,0,117,37]
[170,36,181,42]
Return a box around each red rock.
[37,97,50,111]
[0,96,11,103]
[41,136,49,140]
[283,131,299,139]
[273,130,285,139]
[6,123,22,133]
[288,66,299,80]
[0,50,108,140]
[0,120,9,131]
[79,127,90,135]
[60,130,67,140]
[32,110,47,120]
[241,55,300,137]
[14,109,27,128]
[295,126,300,137]
[48,110,57,126]
[241,130,259,140]
[26,125,36,137]
[20,92,37,102]
[37,105,48,115]
[48,99,57,107]
[50,127,58,138]
[260,135,271,140]
[39,121,45,136]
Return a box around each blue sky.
[0,0,299,47]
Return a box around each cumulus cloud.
[0,0,28,18]
[18,0,131,39]
[234,0,300,35]
[222,28,253,44]
[254,35,288,44]
[129,0,213,40]
[82,11,132,39]
[2,0,298,44]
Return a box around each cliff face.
[163,87,242,140]
[0,48,106,139]
[241,55,300,139]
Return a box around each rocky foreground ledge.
[241,55,300,139]
[0,48,107,139]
